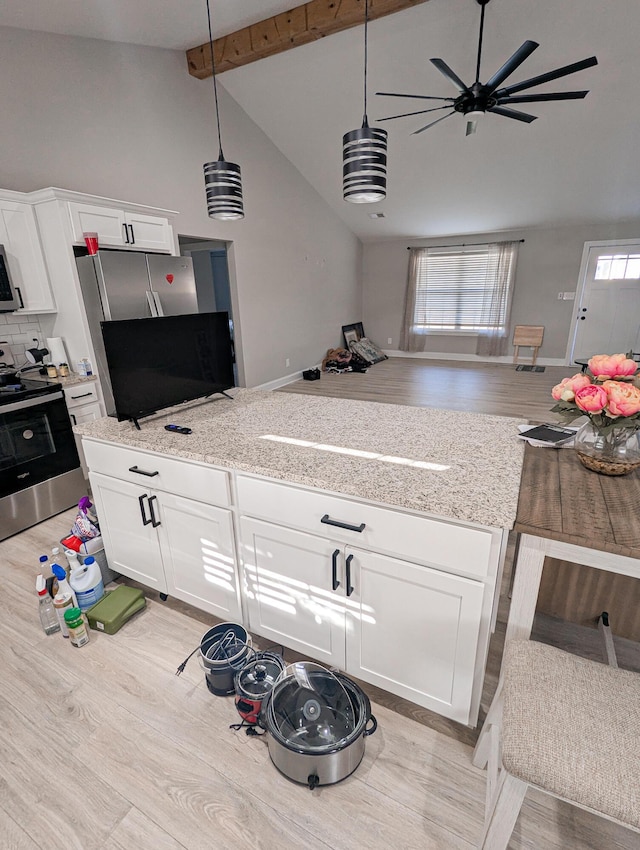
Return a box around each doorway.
[569,240,640,363]
[179,237,243,386]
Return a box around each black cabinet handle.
[70,413,77,425]
[128,465,159,477]
[321,514,365,533]
[71,392,93,400]
[15,286,24,309]
[123,222,130,244]
[148,494,160,527]
[128,224,135,244]
[331,548,340,591]
[345,553,354,597]
[139,494,152,526]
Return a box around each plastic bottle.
[53,590,74,638]
[69,557,104,612]
[52,564,78,608]
[64,607,90,648]
[37,575,60,635]
[64,549,80,574]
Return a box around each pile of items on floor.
[321,324,388,375]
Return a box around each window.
[409,242,518,333]
[594,254,640,281]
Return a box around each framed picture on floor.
[342,322,365,348]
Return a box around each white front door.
[571,242,640,361]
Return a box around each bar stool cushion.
[502,641,640,830]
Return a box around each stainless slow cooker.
[261,661,377,788]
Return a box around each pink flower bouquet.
[551,354,640,435]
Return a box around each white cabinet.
[241,517,348,668]
[64,382,103,479]
[68,202,174,253]
[85,442,241,620]
[0,199,56,312]
[237,475,501,725]
[240,517,486,723]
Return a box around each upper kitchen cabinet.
[68,201,176,253]
[0,196,56,313]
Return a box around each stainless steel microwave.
[0,245,21,312]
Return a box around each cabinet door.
[159,493,241,621]
[344,547,485,725]
[89,471,166,592]
[0,201,55,312]
[68,202,127,247]
[240,517,346,668]
[124,212,174,253]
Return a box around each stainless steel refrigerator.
[76,251,198,415]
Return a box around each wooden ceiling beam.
[186,0,432,79]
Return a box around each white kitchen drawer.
[236,475,496,579]
[63,383,100,409]
[83,440,231,507]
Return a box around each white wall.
[0,26,360,386]
[363,219,640,360]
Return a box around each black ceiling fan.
[376,0,598,136]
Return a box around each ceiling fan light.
[466,108,485,120]
[203,158,244,220]
[343,126,388,203]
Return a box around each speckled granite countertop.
[74,389,526,529]
[26,372,98,389]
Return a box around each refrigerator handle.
[152,290,164,317]
[146,290,158,317]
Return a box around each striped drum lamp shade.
[342,124,388,203]
[342,0,387,204]
[204,158,244,220]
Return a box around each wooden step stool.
[513,325,544,365]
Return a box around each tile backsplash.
[0,312,46,366]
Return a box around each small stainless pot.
[261,663,377,788]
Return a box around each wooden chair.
[512,325,544,365]
[474,640,640,849]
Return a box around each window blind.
[412,244,516,331]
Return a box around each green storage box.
[85,586,146,634]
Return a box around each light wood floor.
[2,357,637,850]
[280,356,578,423]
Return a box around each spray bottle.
[52,563,77,637]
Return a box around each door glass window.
[594,254,640,280]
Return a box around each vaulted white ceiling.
[2,0,638,241]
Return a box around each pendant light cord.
[475,1,486,84]
[206,0,224,160]
[362,0,370,127]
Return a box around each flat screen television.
[101,312,235,426]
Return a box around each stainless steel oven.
[0,380,86,541]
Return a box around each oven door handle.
[0,390,64,414]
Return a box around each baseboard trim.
[253,364,322,391]
[383,350,568,367]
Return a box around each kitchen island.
[76,389,525,726]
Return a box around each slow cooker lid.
[237,655,283,697]
[268,662,358,752]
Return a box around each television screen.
[101,312,235,424]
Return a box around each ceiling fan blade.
[430,58,469,93]
[376,92,455,102]
[497,91,589,104]
[466,120,477,136]
[412,111,456,135]
[378,105,452,123]
[488,106,538,123]
[496,56,598,97]
[484,41,539,92]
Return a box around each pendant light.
[343,0,388,204]
[202,0,244,220]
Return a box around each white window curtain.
[400,241,519,356]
